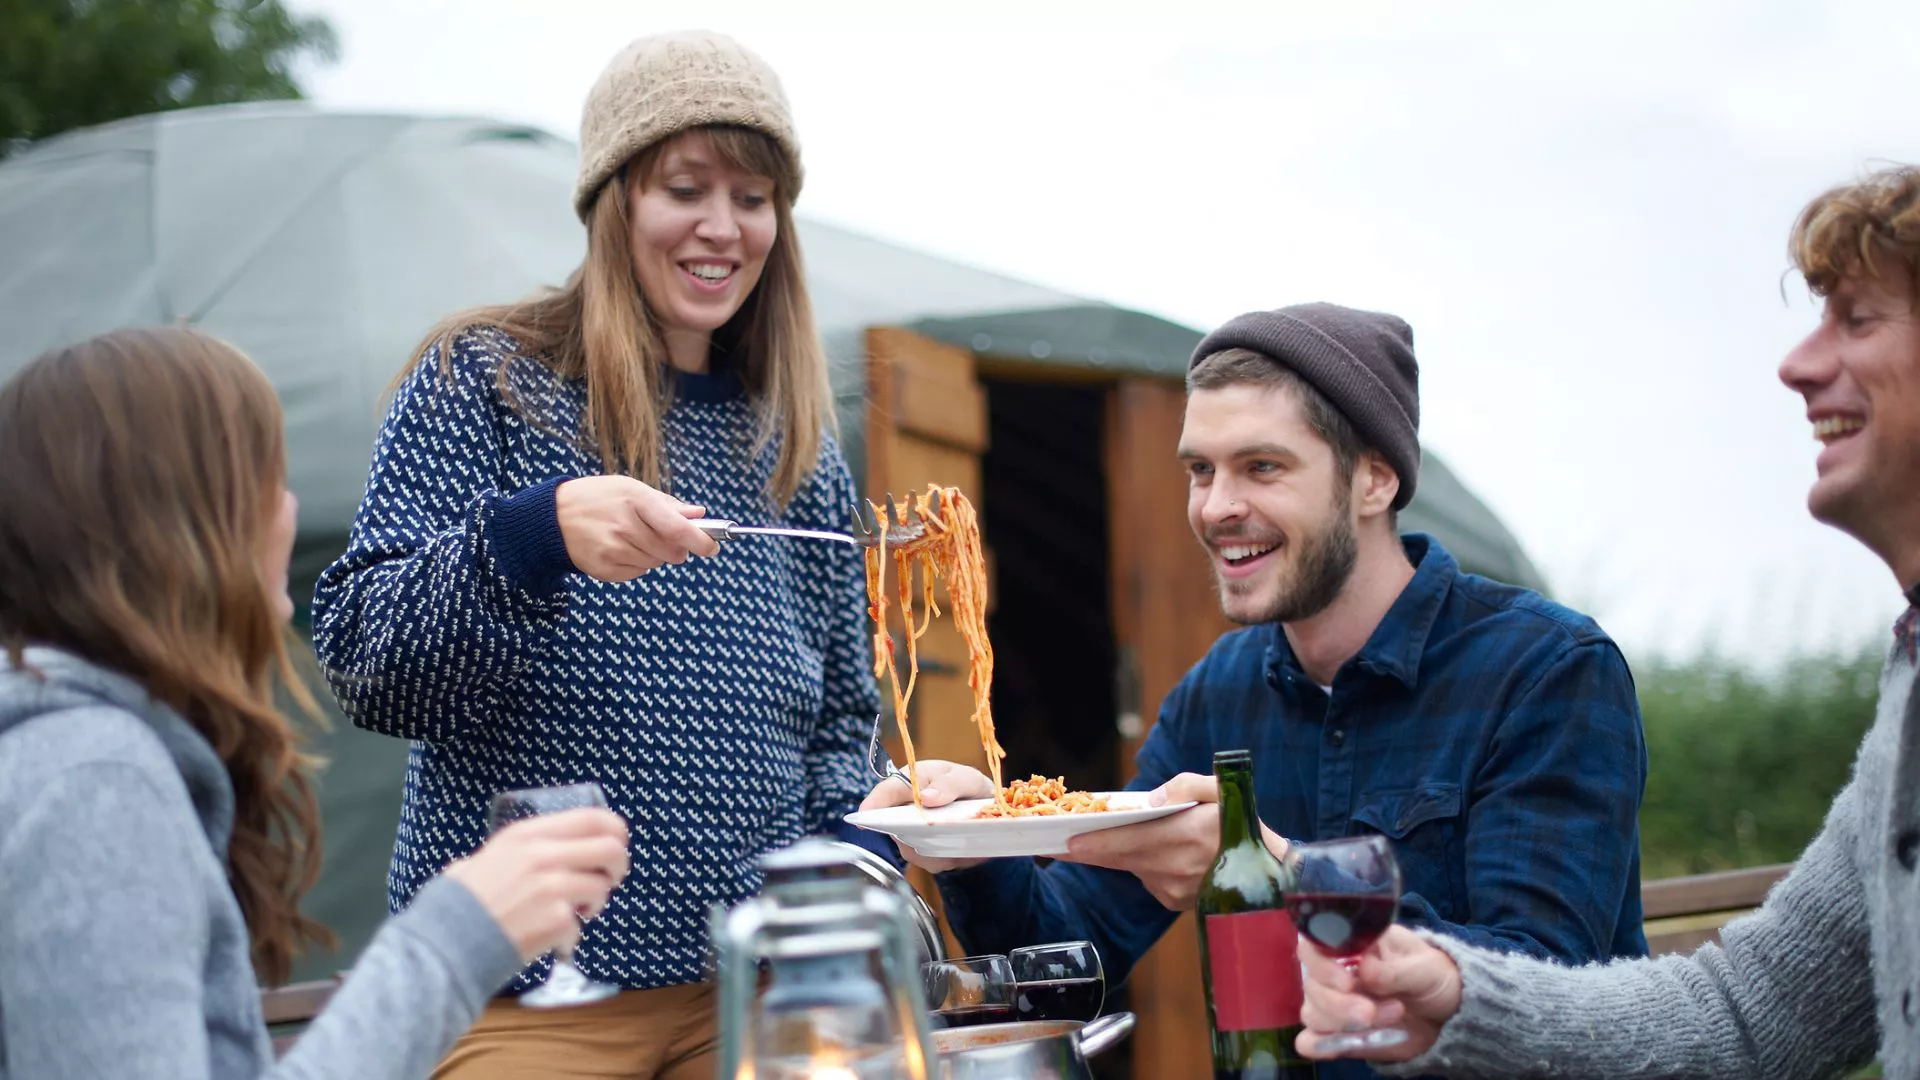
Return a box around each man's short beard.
[1220,486,1358,626]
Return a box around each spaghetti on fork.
[862,486,1108,818]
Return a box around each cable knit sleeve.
[310,331,575,743]
[1382,763,1879,1079]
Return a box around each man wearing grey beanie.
[865,302,1648,1080]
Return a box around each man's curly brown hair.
[1789,165,1920,299]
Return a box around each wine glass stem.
[554,914,590,967]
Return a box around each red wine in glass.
[934,1003,1017,1027]
[1013,977,1104,1022]
[923,953,1017,1030]
[1287,893,1397,957]
[1286,835,1410,1053]
[1010,940,1106,1023]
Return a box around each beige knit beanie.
[573,29,803,222]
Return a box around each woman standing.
[0,328,629,1080]
[311,30,879,1079]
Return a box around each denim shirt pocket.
[1350,782,1464,920]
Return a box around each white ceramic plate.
[844,792,1199,858]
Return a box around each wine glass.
[1010,941,1105,1023]
[920,954,1017,1028]
[487,782,621,1008]
[1286,834,1408,1052]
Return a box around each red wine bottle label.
[1205,909,1303,1031]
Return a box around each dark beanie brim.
[1189,302,1421,510]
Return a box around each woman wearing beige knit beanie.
[310,29,882,1080]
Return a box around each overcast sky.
[297,0,1919,664]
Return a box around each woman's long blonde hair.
[0,327,330,986]
[407,125,834,506]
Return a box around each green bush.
[1634,643,1884,879]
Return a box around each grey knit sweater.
[1387,636,1917,1079]
[0,647,524,1080]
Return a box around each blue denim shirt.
[936,535,1647,1078]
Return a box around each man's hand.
[1057,772,1288,911]
[858,760,997,873]
[1296,924,1462,1062]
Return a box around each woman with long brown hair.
[310,30,883,1078]
[0,327,629,1080]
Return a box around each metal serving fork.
[867,711,915,790]
[848,490,941,551]
[690,490,942,548]
[690,518,862,545]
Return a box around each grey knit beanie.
[573,29,802,221]
[1190,302,1422,509]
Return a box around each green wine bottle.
[1196,749,1316,1079]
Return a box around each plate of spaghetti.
[845,777,1197,859]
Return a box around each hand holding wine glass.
[1296,924,1462,1062]
[481,782,626,1007]
[1286,835,1409,1053]
[443,800,629,961]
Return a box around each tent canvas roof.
[0,101,1542,594]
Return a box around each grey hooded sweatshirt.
[0,647,523,1080]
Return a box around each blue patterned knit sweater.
[311,329,881,993]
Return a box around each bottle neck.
[1216,764,1259,849]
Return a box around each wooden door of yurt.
[1105,379,1232,1077]
[862,326,990,770]
[862,326,991,961]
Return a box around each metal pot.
[930,1012,1135,1080]
[814,840,946,965]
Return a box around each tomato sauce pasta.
[973,775,1112,818]
[864,486,1106,818]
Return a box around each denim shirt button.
[1328,728,1347,748]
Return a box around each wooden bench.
[253,863,1797,1056]
[1641,863,1790,956]
[261,973,341,1056]
[1642,864,1884,1079]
